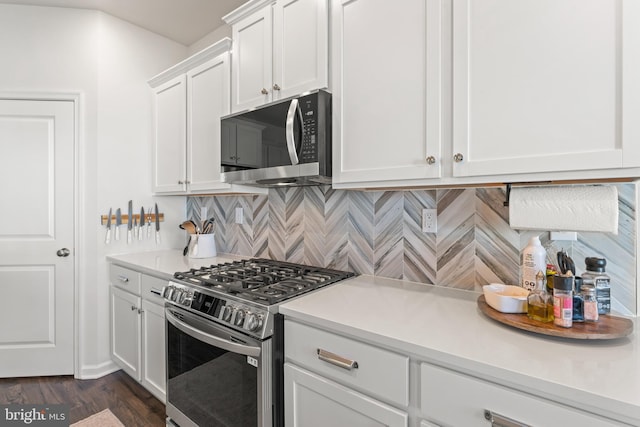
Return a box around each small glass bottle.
[553,275,573,328]
[582,257,611,315]
[582,285,599,322]
[572,277,584,323]
[527,270,554,322]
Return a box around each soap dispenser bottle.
[521,236,546,291]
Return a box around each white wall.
[189,24,232,55]
[0,4,189,378]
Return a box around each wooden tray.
[477,295,634,340]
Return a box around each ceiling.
[0,0,247,46]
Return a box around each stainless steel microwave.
[221,89,331,187]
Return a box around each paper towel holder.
[503,183,512,207]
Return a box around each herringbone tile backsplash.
[187,183,637,315]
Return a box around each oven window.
[167,321,258,427]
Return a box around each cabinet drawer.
[420,363,626,427]
[141,274,167,305]
[110,265,141,295]
[285,320,409,407]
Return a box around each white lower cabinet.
[285,319,409,427]
[109,265,166,403]
[285,363,407,427]
[419,363,627,427]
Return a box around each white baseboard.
[77,360,120,379]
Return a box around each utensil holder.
[188,233,217,258]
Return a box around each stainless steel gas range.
[163,258,355,427]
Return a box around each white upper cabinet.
[225,0,329,112]
[186,52,231,192]
[152,75,187,194]
[149,39,266,195]
[452,0,640,177]
[331,0,445,186]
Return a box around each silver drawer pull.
[484,410,530,427]
[317,348,359,371]
[150,288,162,296]
[117,275,129,283]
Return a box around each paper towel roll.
[509,185,618,234]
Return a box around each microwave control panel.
[299,99,317,163]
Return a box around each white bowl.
[482,284,529,313]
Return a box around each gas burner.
[172,258,356,305]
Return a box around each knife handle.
[155,231,161,245]
[115,226,120,241]
[127,229,132,244]
[147,224,152,238]
[139,225,144,241]
[105,229,111,244]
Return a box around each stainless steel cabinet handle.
[484,410,530,427]
[138,308,144,314]
[317,348,359,371]
[261,88,269,95]
[150,288,162,296]
[273,83,281,91]
[426,156,436,165]
[453,153,464,162]
[130,305,137,311]
[118,275,129,283]
[178,180,184,185]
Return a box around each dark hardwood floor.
[0,370,165,426]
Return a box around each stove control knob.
[234,309,246,326]
[182,292,193,306]
[246,313,263,332]
[163,286,174,300]
[172,289,183,302]
[222,305,234,322]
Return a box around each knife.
[127,200,133,244]
[105,208,112,244]
[133,215,138,239]
[139,207,145,240]
[147,207,152,238]
[155,203,161,244]
[115,208,122,241]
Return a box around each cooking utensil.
[139,207,145,240]
[155,203,160,244]
[202,217,215,234]
[105,208,112,244]
[127,200,133,244]
[133,215,138,239]
[115,208,122,241]
[557,250,575,275]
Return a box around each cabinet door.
[232,7,273,112]
[452,0,640,177]
[331,0,444,186]
[420,363,627,427]
[285,363,408,427]
[272,0,328,101]
[141,299,166,403]
[110,287,141,381]
[187,52,232,192]
[153,75,187,193]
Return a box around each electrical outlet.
[235,207,244,224]
[422,209,437,233]
[550,231,577,241]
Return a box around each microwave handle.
[286,98,303,165]
[166,307,261,358]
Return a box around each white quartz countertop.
[280,275,640,425]
[106,250,244,280]
[105,250,640,424]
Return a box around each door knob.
[453,153,464,163]
[56,248,70,257]
[273,84,281,91]
[261,88,269,95]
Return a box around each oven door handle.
[166,308,261,358]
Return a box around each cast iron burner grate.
[173,258,356,305]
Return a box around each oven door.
[165,306,272,427]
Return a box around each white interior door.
[0,99,75,377]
